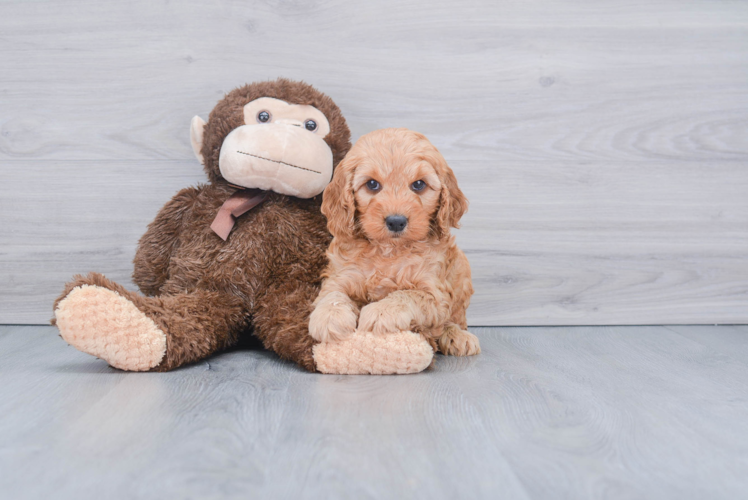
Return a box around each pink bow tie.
[210,188,268,241]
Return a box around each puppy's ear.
[322,154,357,239]
[435,157,469,238]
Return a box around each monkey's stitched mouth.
[236,151,322,174]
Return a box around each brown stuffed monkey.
[53,79,433,374]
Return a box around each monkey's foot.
[313,330,433,375]
[55,285,167,371]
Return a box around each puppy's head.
[322,128,468,243]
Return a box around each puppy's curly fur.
[309,128,480,357]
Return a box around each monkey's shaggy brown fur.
[53,79,351,371]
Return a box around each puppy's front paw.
[358,301,413,334]
[309,301,358,343]
[438,327,481,356]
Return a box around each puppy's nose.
[385,215,408,233]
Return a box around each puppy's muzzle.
[385,215,408,233]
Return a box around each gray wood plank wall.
[1,0,747,325]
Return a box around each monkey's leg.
[312,330,435,375]
[250,282,320,372]
[252,282,434,374]
[53,273,248,371]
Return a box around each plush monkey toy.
[53,79,433,374]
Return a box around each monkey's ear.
[190,115,207,164]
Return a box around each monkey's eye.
[257,111,271,123]
[304,119,317,132]
[411,180,426,192]
[366,179,381,192]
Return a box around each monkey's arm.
[132,186,198,296]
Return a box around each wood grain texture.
[2,159,747,324]
[459,160,748,324]
[1,1,746,163]
[1,325,747,499]
[665,324,748,364]
[1,0,747,324]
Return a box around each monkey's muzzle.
[218,123,333,198]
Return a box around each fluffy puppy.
[309,128,480,357]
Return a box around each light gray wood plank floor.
[1,325,747,499]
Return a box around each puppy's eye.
[366,179,381,192]
[411,180,426,192]
[257,111,271,123]
[304,119,317,132]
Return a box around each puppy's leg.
[438,323,481,356]
[359,290,446,335]
[309,290,359,343]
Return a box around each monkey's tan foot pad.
[313,330,433,375]
[54,285,166,371]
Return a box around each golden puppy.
[309,128,479,357]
